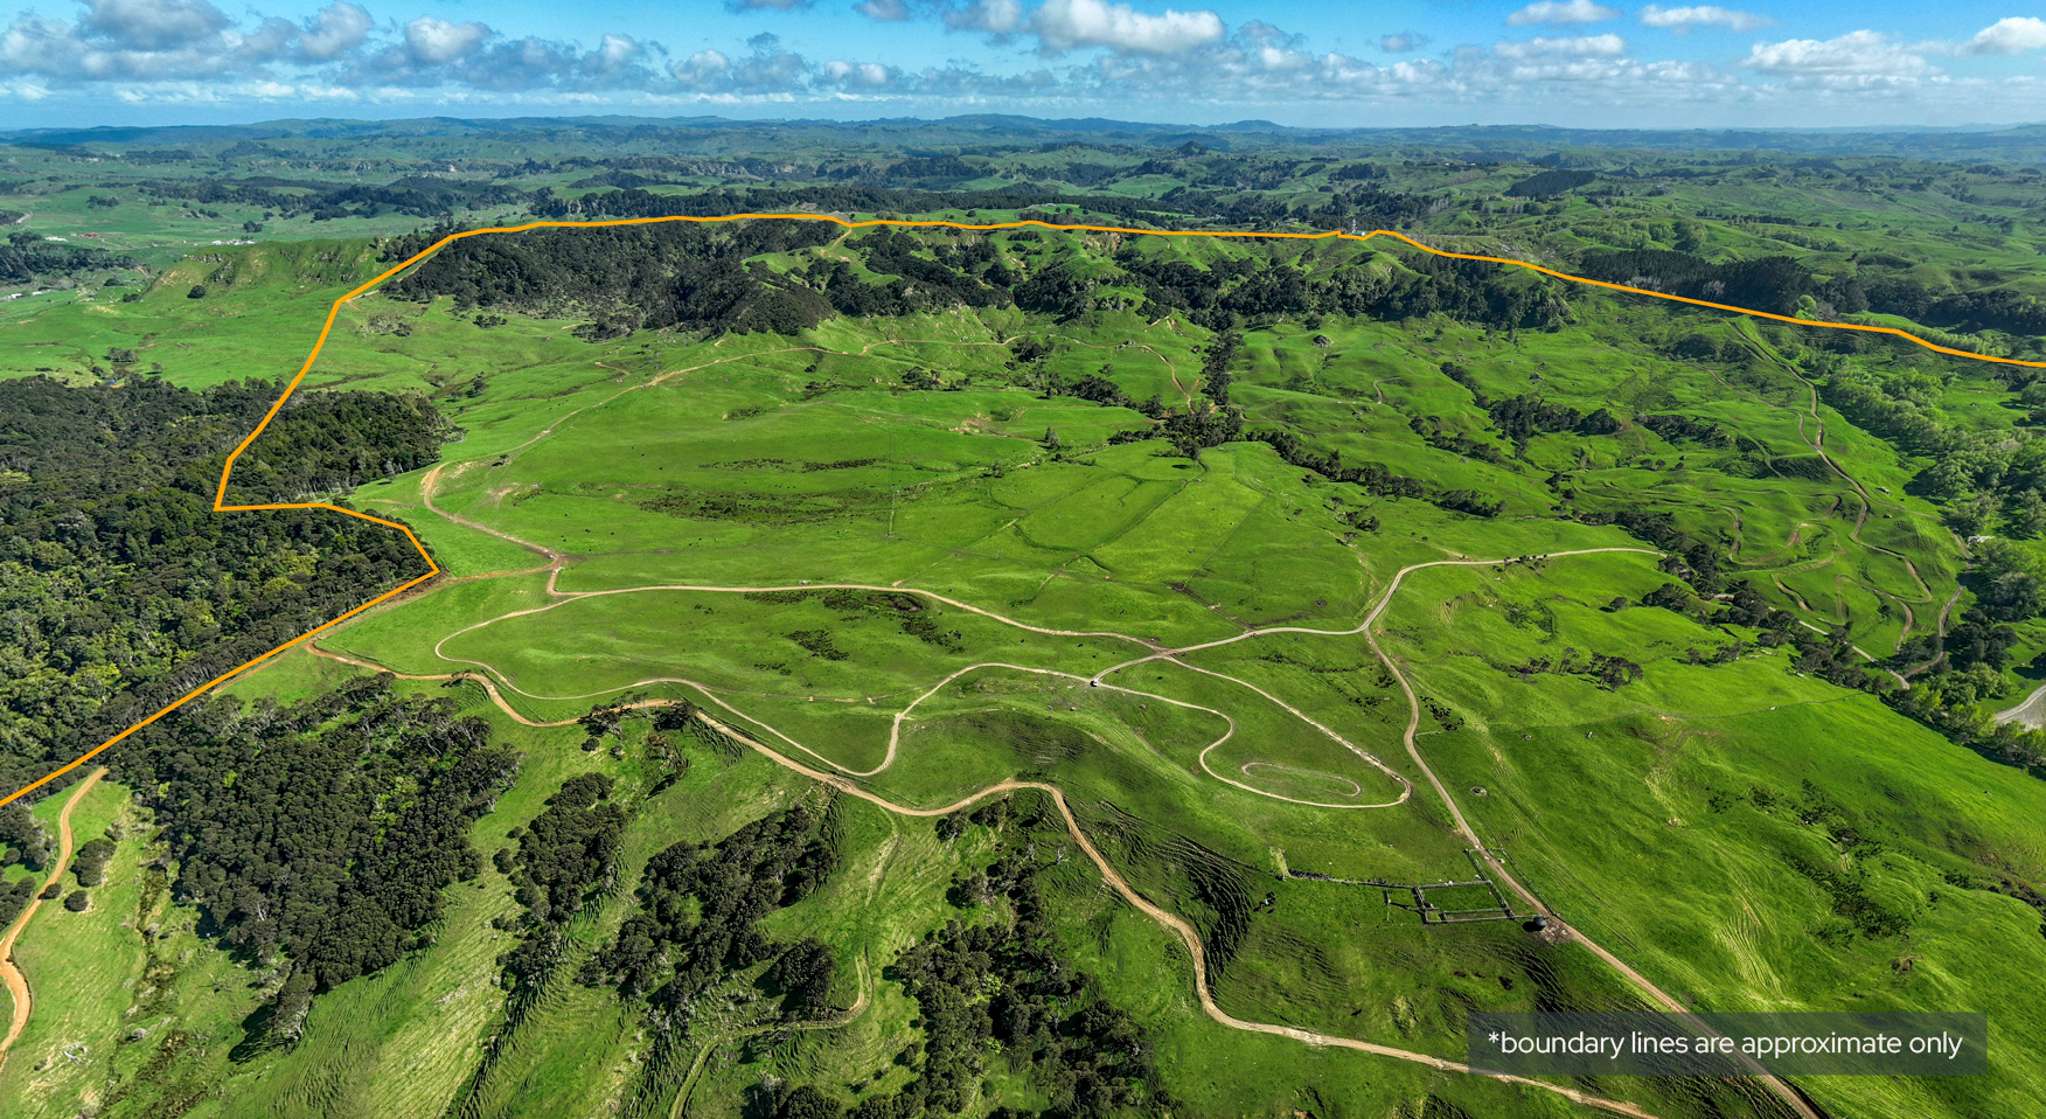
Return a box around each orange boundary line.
[2,210,2038,810]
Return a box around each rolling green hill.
[2,150,2045,1119]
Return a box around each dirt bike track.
[8,211,1997,1117]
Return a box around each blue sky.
[2,0,2044,129]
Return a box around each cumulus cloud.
[595,34,645,69]
[821,58,895,87]
[1073,18,1470,106]
[403,17,490,65]
[1031,0,1223,55]
[944,0,1025,35]
[671,32,820,93]
[664,31,1024,100]
[0,0,2038,123]
[671,48,732,86]
[1507,0,1618,27]
[1446,36,1743,95]
[1639,5,1769,32]
[1968,16,2046,54]
[78,0,229,51]
[1496,33,1627,58]
[297,2,372,61]
[0,0,670,93]
[1227,21,1311,72]
[0,0,301,81]
[325,11,672,92]
[1744,29,1931,84]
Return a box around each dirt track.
[412,462,1413,809]
[312,539,1727,1119]
[1994,679,2046,728]
[698,713,1664,1119]
[0,766,107,1071]
[8,212,2002,1117]
[380,392,1817,1118]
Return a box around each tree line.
[0,377,447,819]
[579,797,845,1113]
[1611,499,2046,779]
[117,677,516,1052]
[385,217,1573,341]
[134,174,528,223]
[493,772,626,1010]
[1,230,138,284]
[759,795,1171,1119]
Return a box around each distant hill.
[7,113,2046,162]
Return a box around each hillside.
[0,145,2044,1118]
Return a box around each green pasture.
[7,214,2046,1118]
[1383,552,2046,1119]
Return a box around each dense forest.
[573,797,844,1113]
[1575,245,2046,332]
[0,377,447,869]
[387,219,1566,339]
[386,220,841,336]
[133,174,530,223]
[494,772,626,1008]
[385,200,2045,360]
[0,229,137,284]
[1577,248,1840,316]
[527,179,1435,239]
[586,799,841,1010]
[1506,169,1598,198]
[117,677,516,1049]
[758,797,1172,1119]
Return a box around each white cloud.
[595,34,644,70]
[1031,0,1224,55]
[0,0,299,81]
[667,33,814,92]
[403,17,490,65]
[1639,5,1769,32]
[944,0,1024,35]
[672,48,731,86]
[1508,0,1618,27]
[822,58,894,86]
[0,2,649,97]
[1497,33,1627,58]
[1744,29,1929,78]
[1230,20,1310,71]
[297,2,371,61]
[1968,16,2046,54]
[2,0,2042,124]
[78,0,228,51]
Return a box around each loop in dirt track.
[8,210,1981,1118]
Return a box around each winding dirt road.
[694,712,1662,1119]
[414,459,1413,810]
[379,381,1815,1117]
[9,211,2013,1117]
[0,766,107,1072]
[319,534,1811,1118]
